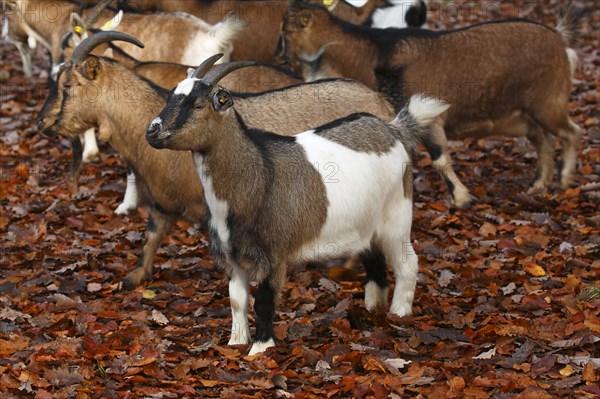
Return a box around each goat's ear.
[70,13,86,44]
[298,9,313,29]
[101,10,123,31]
[212,89,233,112]
[80,56,101,80]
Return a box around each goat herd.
[2,0,584,355]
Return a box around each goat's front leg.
[423,120,475,208]
[122,211,175,289]
[228,267,251,345]
[115,165,139,215]
[248,264,285,356]
[15,42,33,78]
[81,128,100,163]
[68,137,83,193]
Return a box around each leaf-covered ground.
[1,1,599,398]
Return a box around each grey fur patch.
[313,114,396,154]
[403,167,413,199]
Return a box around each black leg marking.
[254,280,276,344]
[444,176,456,197]
[362,248,388,289]
[422,135,442,162]
[147,217,156,233]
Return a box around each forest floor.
[0,1,599,398]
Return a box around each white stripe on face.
[174,78,198,96]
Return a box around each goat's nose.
[146,123,160,137]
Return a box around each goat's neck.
[321,36,379,89]
[97,72,165,163]
[193,113,268,207]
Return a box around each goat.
[146,59,448,355]
[37,32,396,290]
[58,2,244,196]
[59,39,301,215]
[1,0,114,77]
[280,3,583,208]
[108,0,426,64]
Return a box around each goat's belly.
[447,111,531,139]
[291,132,410,262]
[292,231,372,263]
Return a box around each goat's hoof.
[526,184,548,196]
[82,152,99,163]
[122,268,152,290]
[115,203,136,215]
[228,337,250,346]
[453,193,476,209]
[560,179,574,191]
[248,339,275,356]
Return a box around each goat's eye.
[298,11,312,28]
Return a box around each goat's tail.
[556,1,582,49]
[556,2,582,78]
[390,94,448,158]
[211,12,245,55]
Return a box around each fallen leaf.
[560,364,575,377]
[524,263,546,277]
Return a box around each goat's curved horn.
[191,53,224,78]
[71,31,144,64]
[84,0,115,27]
[202,61,256,86]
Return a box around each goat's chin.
[40,125,60,138]
[146,137,168,150]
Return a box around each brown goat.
[281,3,583,208]
[113,0,419,63]
[38,33,395,289]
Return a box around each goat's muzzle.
[37,115,59,138]
[146,122,169,149]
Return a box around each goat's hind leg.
[122,211,175,289]
[557,119,583,190]
[378,197,418,317]
[362,247,389,311]
[423,120,475,208]
[526,124,555,195]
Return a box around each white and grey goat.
[146,60,448,354]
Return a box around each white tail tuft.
[212,13,245,50]
[407,94,449,126]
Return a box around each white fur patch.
[248,338,275,356]
[346,0,369,7]
[372,0,425,29]
[405,94,449,126]
[150,117,162,127]
[181,15,242,67]
[293,131,411,262]
[51,63,63,79]
[115,171,138,215]
[566,48,578,79]
[174,78,198,96]
[82,128,99,163]
[192,153,231,251]
[365,281,389,311]
[228,269,250,345]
